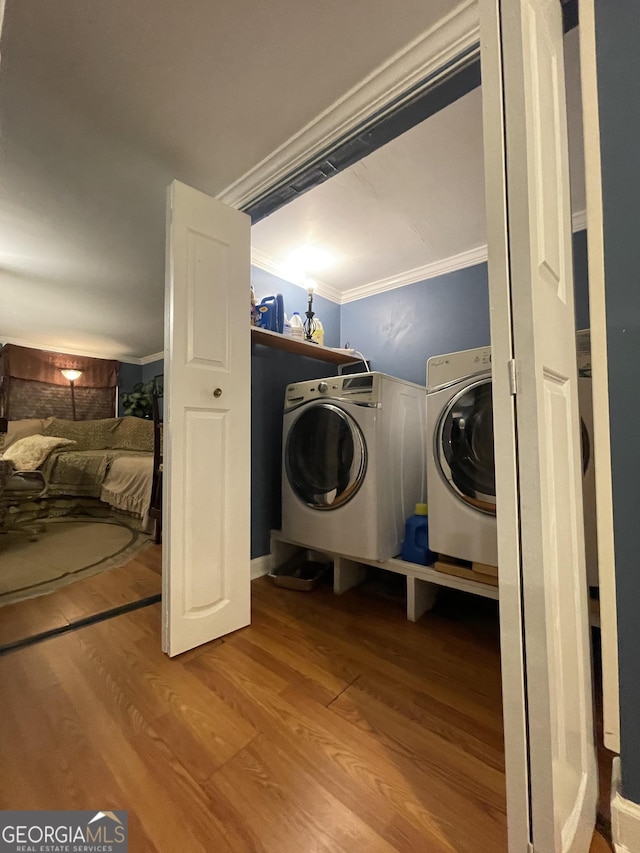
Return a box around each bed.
[1,416,155,525]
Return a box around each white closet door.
[163,180,251,657]
[481,0,598,850]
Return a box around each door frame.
[205,0,610,842]
[216,1,481,211]
[578,0,620,755]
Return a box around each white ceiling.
[0,4,584,358]
[251,27,585,302]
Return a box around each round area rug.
[0,516,153,606]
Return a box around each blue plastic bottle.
[256,294,285,333]
[401,503,437,565]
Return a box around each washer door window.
[438,378,496,515]
[286,403,367,509]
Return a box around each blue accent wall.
[341,263,490,386]
[596,0,640,804]
[341,230,589,386]
[142,358,164,418]
[118,359,163,417]
[573,229,591,331]
[252,266,340,347]
[142,358,164,386]
[117,362,142,416]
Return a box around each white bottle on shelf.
[311,318,324,346]
[283,313,292,336]
[290,312,304,340]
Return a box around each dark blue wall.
[573,229,591,331]
[340,230,589,386]
[341,263,490,386]
[142,358,164,418]
[595,0,640,804]
[142,358,164,387]
[118,362,142,416]
[252,267,341,347]
[119,359,163,416]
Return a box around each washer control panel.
[285,373,377,409]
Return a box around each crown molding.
[339,210,588,304]
[217,0,479,210]
[251,247,343,303]
[0,334,143,364]
[140,351,164,365]
[255,204,589,307]
[340,245,488,304]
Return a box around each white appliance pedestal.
[269,529,499,623]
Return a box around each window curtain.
[0,345,119,421]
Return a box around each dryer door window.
[580,417,590,476]
[285,403,367,510]
[438,378,496,514]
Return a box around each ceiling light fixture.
[287,245,336,276]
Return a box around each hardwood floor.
[0,542,162,648]
[0,572,611,851]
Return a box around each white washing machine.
[426,346,498,567]
[577,329,599,588]
[282,372,426,561]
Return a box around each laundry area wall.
[341,229,590,386]
[246,229,589,558]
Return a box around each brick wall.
[9,379,115,420]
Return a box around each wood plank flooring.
[0,542,162,648]
[0,572,611,851]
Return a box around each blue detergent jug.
[401,503,437,565]
[256,294,284,333]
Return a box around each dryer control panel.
[427,346,492,391]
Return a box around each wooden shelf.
[251,327,361,366]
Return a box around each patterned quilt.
[41,449,152,499]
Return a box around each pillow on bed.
[43,417,118,451]
[112,416,154,452]
[2,435,76,471]
[1,417,53,451]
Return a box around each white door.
[481,0,598,851]
[163,180,251,657]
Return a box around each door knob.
[213,388,223,398]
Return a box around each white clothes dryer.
[282,372,426,562]
[426,337,598,578]
[426,346,498,567]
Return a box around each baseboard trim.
[612,757,640,852]
[251,554,272,580]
